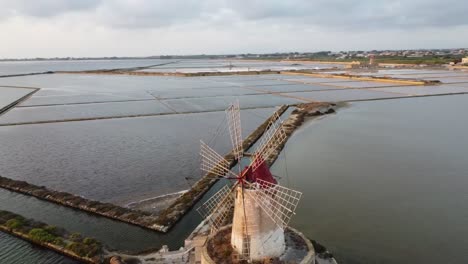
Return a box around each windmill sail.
[245,179,302,229]
[250,112,287,172]
[197,184,236,231]
[226,100,243,161]
[200,140,237,178]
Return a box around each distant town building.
[345,61,362,69]
[369,54,377,66]
[462,57,468,65]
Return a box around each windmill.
[197,101,302,262]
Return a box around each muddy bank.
[0,210,103,264]
[127,190,188,214]
[154,105,290,231]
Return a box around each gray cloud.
[1,0,467,29]
[0,0,467,58]
[0,0,101,17]
[225,0,468,28]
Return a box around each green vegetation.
[373,55,461,65]
[5,218,24,230]
[251,54,464,65]
[0,210,102,261]
[29,228,56,243]
[295,55,461,65]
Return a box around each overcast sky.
[1,0,467,58]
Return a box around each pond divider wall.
[0,87,39,116]
[154,105,290,230]
[281,71,438,85]
[154,102,338,230]
[0,175,168,231]
[0,105,289,233]
[264,102,337,167]
[56,70,283,77]
[0,72,54,78]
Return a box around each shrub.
[69,232,82,242]
[83,237,98,245]
[6,218,24,230]
[53,237,66,247]
[44,225,57,235]
[28,228,56,243]
[85,243,101,257]
[66,241,102,257]
[66,242,87,257]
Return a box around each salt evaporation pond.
[0,59,173,76]
[0,108,276,206]
[0,58,344,77]
[0,86,35,111]
[0,74,236,94]
[0,186,210,252]
[272,94,468,264]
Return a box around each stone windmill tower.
[197,101,303,262]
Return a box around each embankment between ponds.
[153,105,289,230]
[56,69,283,77]
[281,71,438,85]
[0,103,337,234]
[0,87,38,116]
[0,105,290,233]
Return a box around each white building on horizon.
[462,57,468,65]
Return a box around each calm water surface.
[0,108,273,205]
[0,232,78,264]
[0,59,171,76]
[273,95,468,264]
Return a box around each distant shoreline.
[0,58,168,62]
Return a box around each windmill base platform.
[201,225,315,264]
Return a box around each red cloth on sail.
[242,158,277,184]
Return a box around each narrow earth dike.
[282,71,440,85]
[0,72,54,78]
[266,102,337,166]
[154,105,289,230]
[0,175,168,232]
[0,103,336,234]
[0,210,103,263]
[155,102,338,230]
[0,88,38,116]
[0,105,289,233]
[56,69,283,77]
